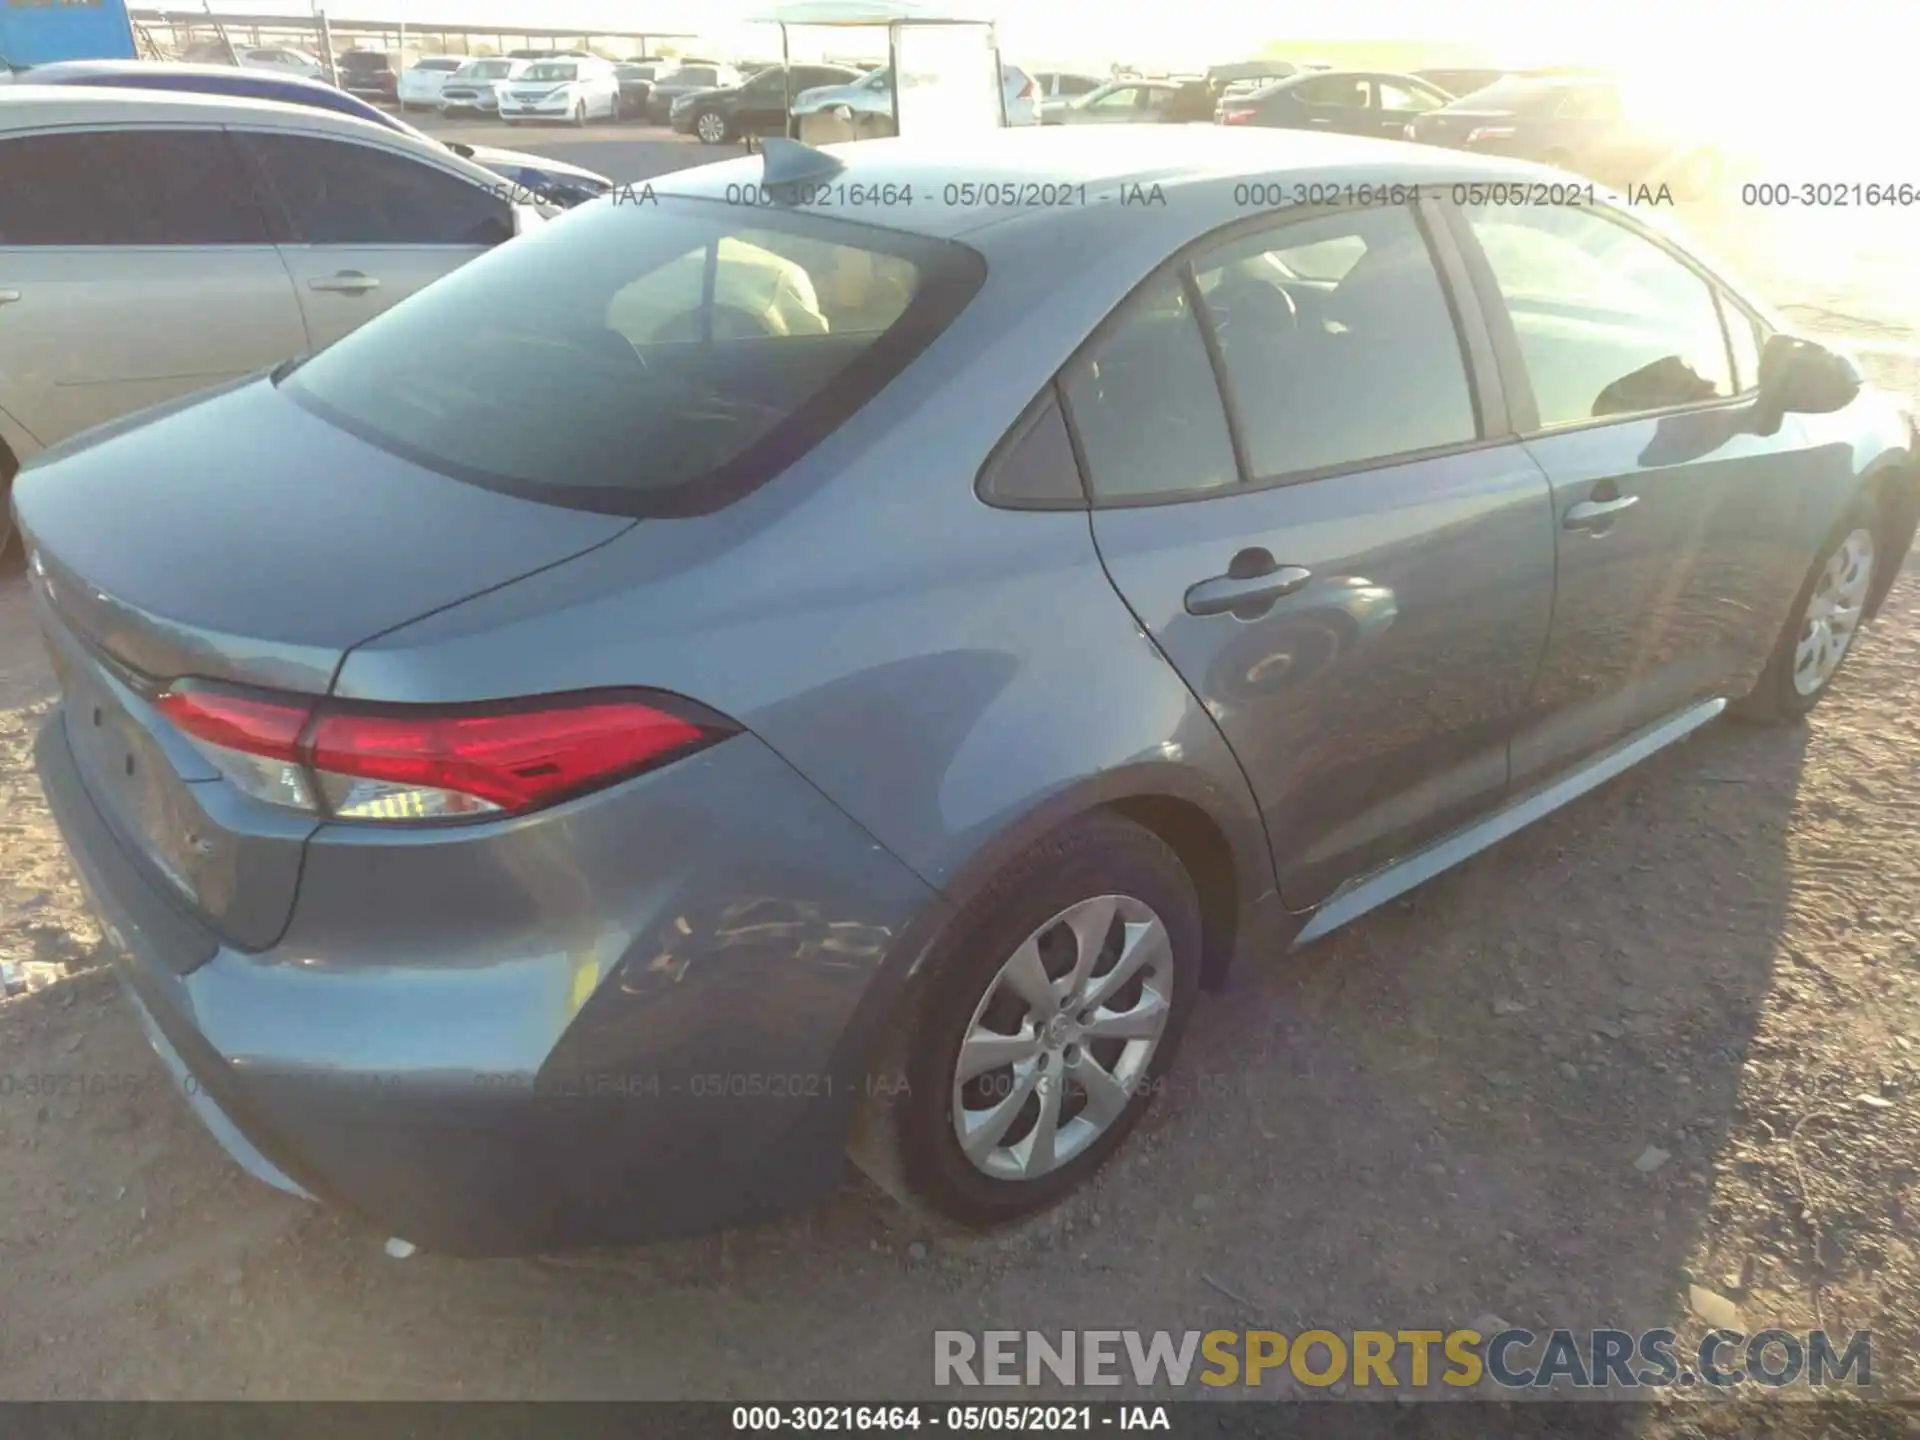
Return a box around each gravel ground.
[2,171,1919,1425]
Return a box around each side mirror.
[1755,333,1861,427]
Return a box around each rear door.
[1079,200,1557,907]
[0,125,307,449]
[1444,198,1818,783]
[232,128,513,351]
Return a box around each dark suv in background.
[337,49,406,100]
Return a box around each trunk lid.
[1414,106,1516,143]
[15,373,632,953]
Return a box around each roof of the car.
[20,59,326,82]
[0,83,428,139]
[647,124,1559,241]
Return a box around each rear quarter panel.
[332,207,1279,946]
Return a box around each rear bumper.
[38,712,949,1255]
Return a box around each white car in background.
[791,63,1039,127]
[237,46,325,79]
[498,56,621,125]
[396,56,466,112]
[1032,69,1103,121]
[0,84,544,547]
[436,56,529,116]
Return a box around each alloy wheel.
[1794,527,1875,695]
[950,894,1173,1182]
[697,110,728,144]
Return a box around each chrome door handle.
[1564,494,1640,530]
[1185,562,1313,617]
[0,289,20,306]
[308,272,380,294]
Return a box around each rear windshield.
[461,60,514,79]
[1446,76,1564,111]
[280,199,986,517]
[416,58,463,72]
[341,52,391,70]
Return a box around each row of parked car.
[2,57,619,202]
[1044,63,1724,194]
[410,54,1107,142]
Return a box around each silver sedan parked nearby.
[11,127,1917,1256]
[0,87,541,553]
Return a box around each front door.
[232,130,511,352]
[735,68,791,134]
[1447,199,1821,783]
[1078,201,1558,906]
[0,126,307,449]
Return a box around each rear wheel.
[856,812,1202,1227]
[695,109,730,144]
[1736,493,1879,721]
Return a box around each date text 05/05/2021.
[604,179,1689,212]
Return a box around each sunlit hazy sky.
[200,0,1917,72]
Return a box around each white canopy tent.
[747,0,1005,144]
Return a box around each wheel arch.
[825,765,1278,1201]
[824,760,1275,1112]
[1862,448,1920,622]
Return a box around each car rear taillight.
[1465,124,1515,143]
[156,686,734,825]
[1018,80,1033,99]
[1221,109,1252,124]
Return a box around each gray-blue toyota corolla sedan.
[13,126,1919,1255]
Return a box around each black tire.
[1734,490,1880,722]
[875,811,1202,1228]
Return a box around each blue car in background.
[0,0,135,65]
[10,60,614,206]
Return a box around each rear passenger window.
[234,132,511,246]
[1061,275,1239,502]
[1193,206,1478,479]
[0,130,266,246]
